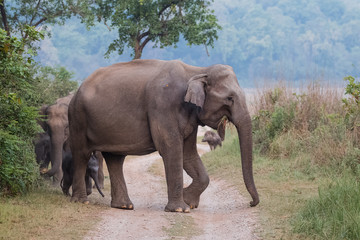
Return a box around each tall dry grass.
[249,81,360,169]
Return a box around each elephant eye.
[227,96,233,101]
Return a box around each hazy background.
[36,0,360,87]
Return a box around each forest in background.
[37,0,360,87]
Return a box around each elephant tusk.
[40,168,48,174]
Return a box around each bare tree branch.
[33,17,48,28]
[137,30,150,41]
[29,0,42,26]
[140,36,152,52]
[158,0,183,17]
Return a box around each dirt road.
[84,129,259,240]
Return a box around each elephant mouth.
[200,116,227,130]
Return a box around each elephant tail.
[92,175,105,197]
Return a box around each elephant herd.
[34,59,259,213]
[34,94,104,198]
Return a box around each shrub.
[0,28,42,196]
[0,93,40,195]
[0,131,39,195]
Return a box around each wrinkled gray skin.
[40,94,73,185]
[61,151,104,197]
[202,131,222,150]
[69,59,259,212]
[34,132,51,172]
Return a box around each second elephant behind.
[202,131,222,150]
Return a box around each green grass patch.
[293,173,360,240]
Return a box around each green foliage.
[0,27,42,196]
[0,27,43,100]
[293,174,360,240]
[251,84,350,162]
[33,66,78,105]
[343,76,360,138]
[1,0,93,40]
[0,131,39,196]
[252,87,297,153]
[0,93,39,138]
[93,0,221,59]
[0,92,40,195]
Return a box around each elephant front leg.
[103,153,133,210]
[183,132,210,209]
[162,153,190,213]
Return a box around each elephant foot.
[183,188,200,209]
[111,200,134,210]
[70,195,89,204]
[165,201,190,213]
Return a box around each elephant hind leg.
[103,153,133,210]
[70,151,90,204]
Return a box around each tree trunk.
[0,0,10,36]
[133,38,142,59]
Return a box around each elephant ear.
[217,117,227,141]
[184,74,208,108]
[38,105,49,132]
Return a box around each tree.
[0,0,93,40]
[94,0,221,59]
[34,66,78,105]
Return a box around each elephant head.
[34,132,51,171]
[185,65,259,207]
[41,94,73,185]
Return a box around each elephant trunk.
[45,129,64,182]
[235,114,259,207]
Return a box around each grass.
[0,182,105,240]
[293,173,360,240]
[201,129,319,239]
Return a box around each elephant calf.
[34,132,51,174]
[61,151,104,197]
[202,131,222,150]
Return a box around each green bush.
[0,131,39,196]
[0,28,42,196]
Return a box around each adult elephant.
[40,94,73,185]
[69,59,259,212]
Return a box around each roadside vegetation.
[0,28,78,196]
[0,185,105,240]
[202,78,360,239]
